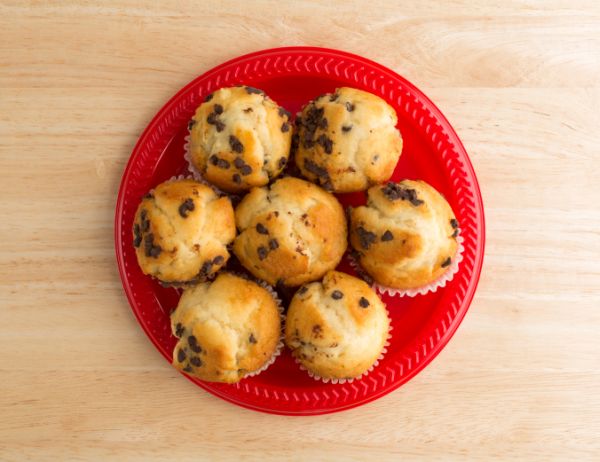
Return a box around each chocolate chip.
[331,290,344,300]
[218,158,231,169]
[381,182,424,206]
[381,230,394,242]
[278,157,287,169]
[183,366,193,373]
[257,246,268,260]
[207,112,217,125]
[143,193,154,200]
[188,335,202,353]
[359,297,370,308]
[144,233,162,258]
[191,356,202,367]
[204,93,213,102]
[356,226,377,249]
[342,125,352,132]
[290,133,299,155]
[452,229,459,238]
[278,107,291,118]
[274,211,279,217]
[450,219,458,229]
[351,250,374,285]
[297,286,308,295]
[303,130,315,148]
[256,223,268,235]
[143,232,153,246]
[299,105,326,149]
[345,102,355,112]
[200,260,213,276]
[229,135,244,153]
[175,323,184,337]
[187,119,196,131]
[249,333,257,344]
[281,122,290,132]
[178,198,195,218]
[329,93,339,102]
[232,173,241,184]
[140,209,150,231]
[312,325,322,336]
[233,157,245,168]
[243,107,253,113]
[319,117,328,129]
[177,348,186,362]
[322,180,334,191]
[215,120,225,132]
[209,256,223,267]
[316,134,333,154]
[245,86,263,94]
[240,164,252,176]
[133,224,141,247]
[269,238,279,250]
[441,257,452,268]
[303,159,331,188]
[209,155,219,166]
[213,104,223,114]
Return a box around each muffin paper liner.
[348,233,465,298]
[292,304,393,385]
[239,277,285,380]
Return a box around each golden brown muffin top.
[350,180,459,289]
[133,179,235,284]
[188,86,292,193]
[233,177,347,286]
[171,272,281,383]
[295,87,402,193]
[285,271,389,380]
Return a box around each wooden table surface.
[2,1,599,460]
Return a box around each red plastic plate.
[115,47,485,415]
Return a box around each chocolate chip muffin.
[188,86,293,193]
[349,180,459,290]
[233,177,347,287]
[132,179,235,285]
[295,87,402,193]
[285,271,389,381]
[171,272,281,383]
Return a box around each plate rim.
[114,46,486,416]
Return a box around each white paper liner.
[239,277,285,380]
[292,303,393,385]
[348,234,465,298]
[183,134,226,196]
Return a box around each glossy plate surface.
[115,47,485,415]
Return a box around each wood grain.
[1,1,599,460]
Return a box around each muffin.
[187,85,293,193]
[295,87,402,193]
[132,179,235,285]
[349,180,460,291]
[233,177,347,287]
[285,271,390,381]
[171,272,282,383]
